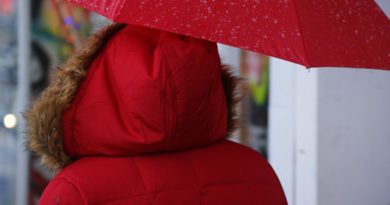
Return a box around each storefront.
[0,1,94,204]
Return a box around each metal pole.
[15,0,31,204]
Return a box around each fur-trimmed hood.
[25,23,241,173]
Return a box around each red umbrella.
[66,0,390,70]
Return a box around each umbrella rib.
[112,0,126,21]
[290,0,310,67]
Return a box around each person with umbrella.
[25,23,287,204]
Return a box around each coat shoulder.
[39,177,86,205]
[41,140,287,205]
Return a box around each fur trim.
[25,23,242,173]
[221,65,243,139]
[25,23,126,172]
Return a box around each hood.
[25,23,241,172]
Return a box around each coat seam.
[55,177,88,205]
[159,46,178,149]
[131,158,149,194]
[94,180,273,204]
[69,52,106,156]
[186,152,206,205]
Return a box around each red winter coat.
[26,24,287,205]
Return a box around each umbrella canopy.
[67,0,390,70]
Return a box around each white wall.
[269,58,390,205]
[268,58,318,205]
[317,68,390,205]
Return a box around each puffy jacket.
[26,23,287,205]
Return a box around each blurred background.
[0,0,389,205]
